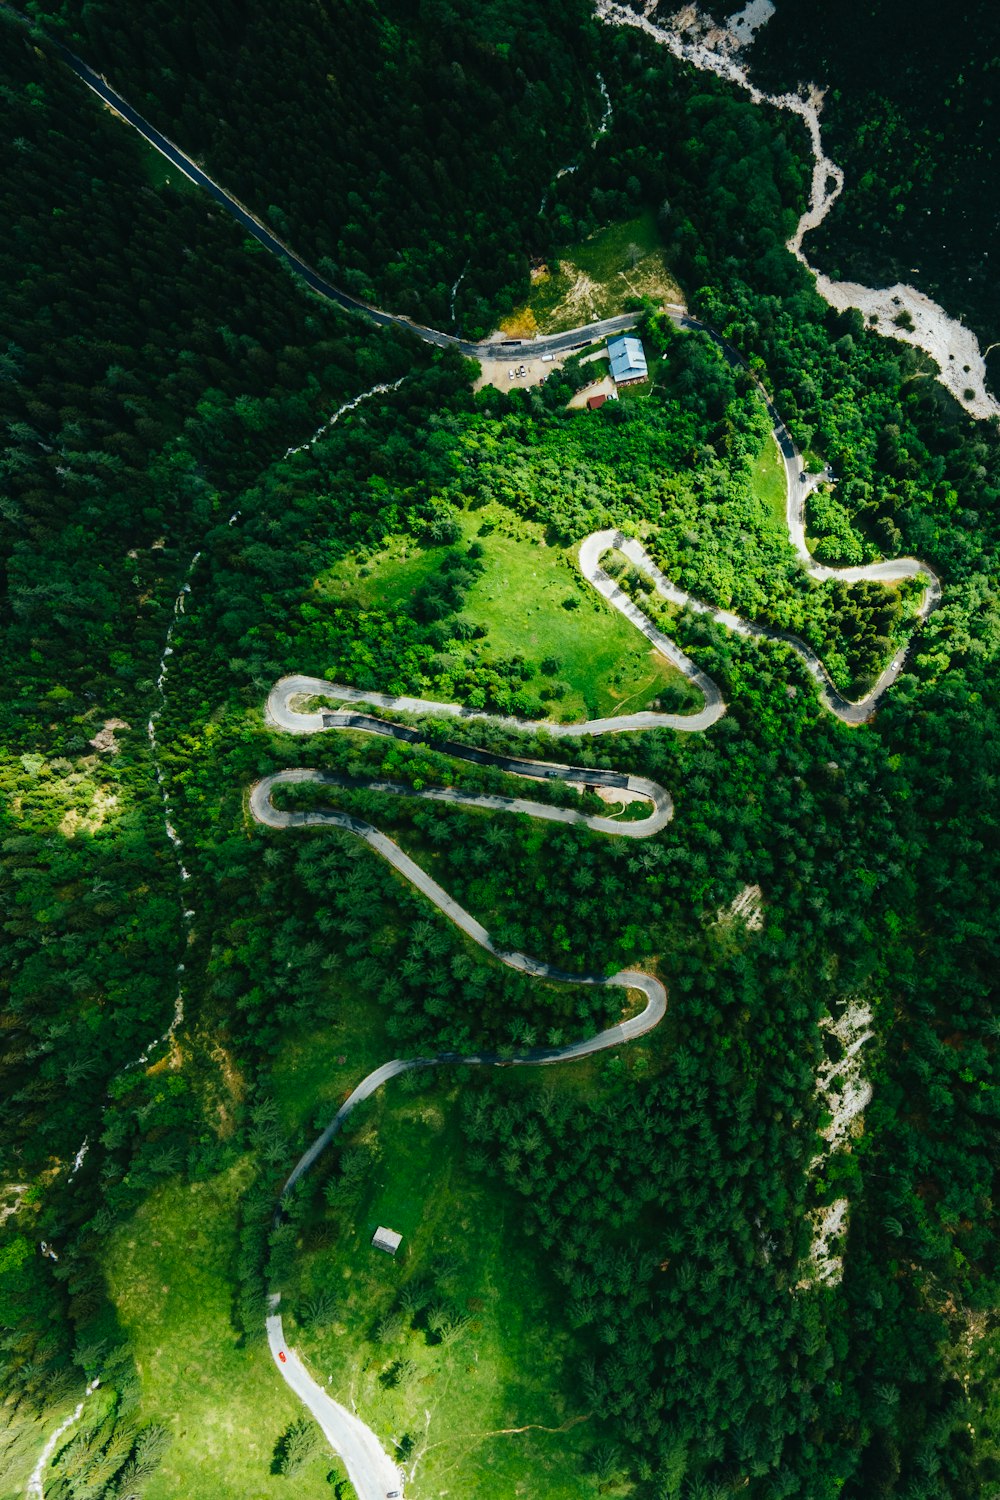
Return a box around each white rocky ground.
[595,1,1000,419]
[798,998,875,1287]
[0,1182,28,1226]
[88,717,128,754]
[812,999,875,1163]
[715,881,764,930]
[800,1197,850,1288]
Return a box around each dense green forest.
[0,12,417,1492]
[30,0,605,334]
[751,0,1000,364]
[2,3,1000,1499]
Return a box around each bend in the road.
[38,13,941,721]
[252,684,670,1500]
[255,760,672,841]
[24,17,946,1500]
[589,529,938,726]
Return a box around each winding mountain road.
[15,18,949,1500]
[252,701,672,1499]
[35,31,939,1480]
[255,395,940,1493]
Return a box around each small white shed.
[372,1226,402,1256]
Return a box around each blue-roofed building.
[607,333,648,387]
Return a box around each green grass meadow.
[749,430,788,533]
[104,1163,334,1500]
[281,1074,621,1500]
[318,501,698,720]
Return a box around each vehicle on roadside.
[541,353,554,362]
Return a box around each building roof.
[587,392,607,410]
[372,1226,402,1255]
[607,334,648,383]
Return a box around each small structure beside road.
[607,333,648,387]
[568,374,617,411]
[372,1226,402,1256]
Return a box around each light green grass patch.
[749,430,788,533]
[140,142,198,194]
[104,1163,333,1499]
[501,211,683,337]
[317,502,698,720]
[270,979,391,1138]
[285,1078,619,1500]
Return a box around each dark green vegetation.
[752,0,1000,361]
[0,11,414,1492]
[33,0,606,336]
[279,1070,613,1498]
[2,5,1000,1500]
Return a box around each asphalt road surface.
[0,19,947,1500]
[253,473,940,1492]
[38,29,646,362]
[24,23,943,1493]
[266,1296,403,1500]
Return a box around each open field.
[104,1165,334,1499]
[281,1075,623,1500]
[500,212,684,336]
[317,501,699,720]
[749,429,788,532]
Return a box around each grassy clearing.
[269,977,392,1138]
[500,212,683,336]
[104,1163,333,1500]
[139,140,198,194]
[317,501,698,720]
[281,1074,623,1500]
[750,430,788,532]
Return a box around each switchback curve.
[256,467,939,1492]
[252,710,669,1500]
[18,16,946,1498]
[581,528,940,727]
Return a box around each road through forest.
[19,19,945,1498]
[254,451,937,1494]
